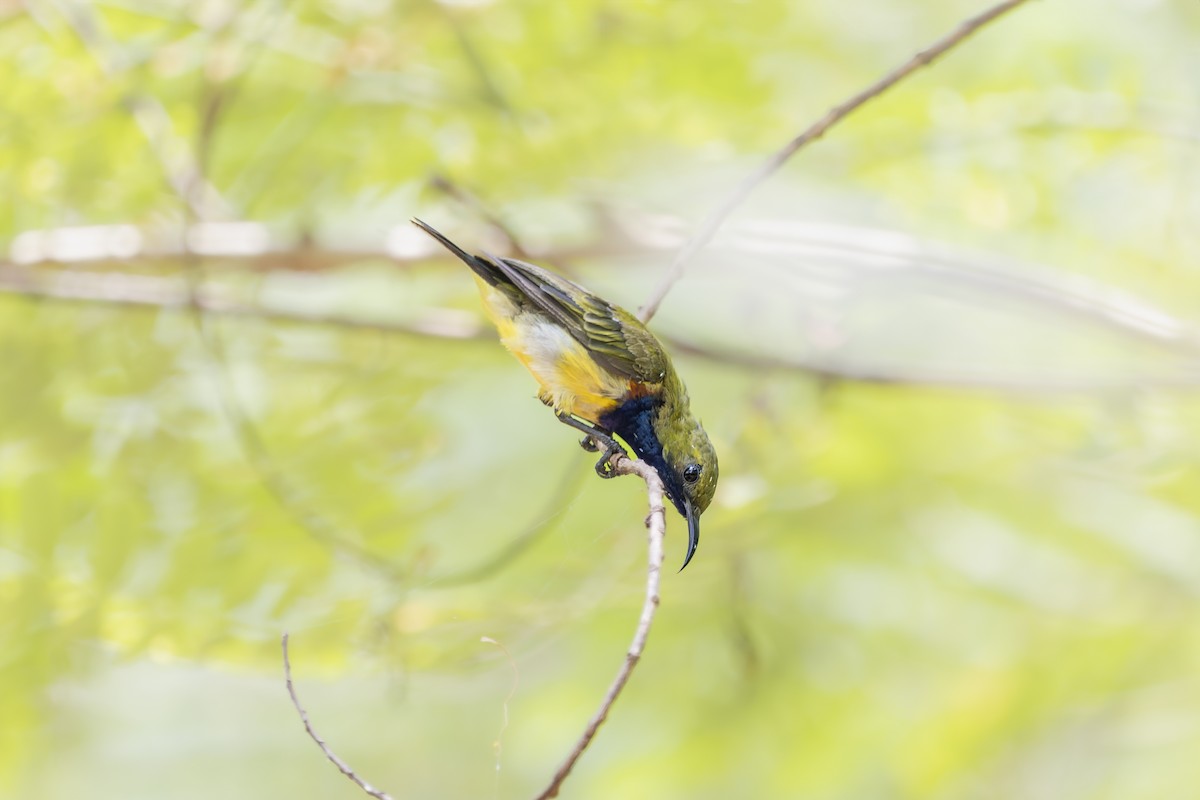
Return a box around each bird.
[412,219,718,570]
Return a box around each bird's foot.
[552,412,624,476]
[594,443,627,479]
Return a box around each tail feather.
[411,218,504,287]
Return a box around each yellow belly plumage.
[476,278,626,422]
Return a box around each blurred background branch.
[7,220,1200,392]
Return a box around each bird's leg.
[540,391,604,448]
[545,401,598,451]
[554,412,619,452]
[555,413,627,478]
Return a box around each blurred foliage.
[4,0,1200,798]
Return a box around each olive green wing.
[493,256,671,385]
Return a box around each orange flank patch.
[627,380,657,399]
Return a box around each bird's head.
[655,410,719,571]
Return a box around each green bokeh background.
[5,0,1200,797]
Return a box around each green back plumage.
[488,256,672,386]
[413,216,671,386]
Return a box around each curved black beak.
[679,497,700,572]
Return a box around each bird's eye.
[683,464,702,483]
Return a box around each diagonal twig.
[637,0,1038,322]
[282,634,394,800]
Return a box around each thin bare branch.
[282,634,395,800]
[534,455,667,800]
[637,0,1037,322]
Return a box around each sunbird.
[413,219,718,570]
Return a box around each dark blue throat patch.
[599,396,688,519]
